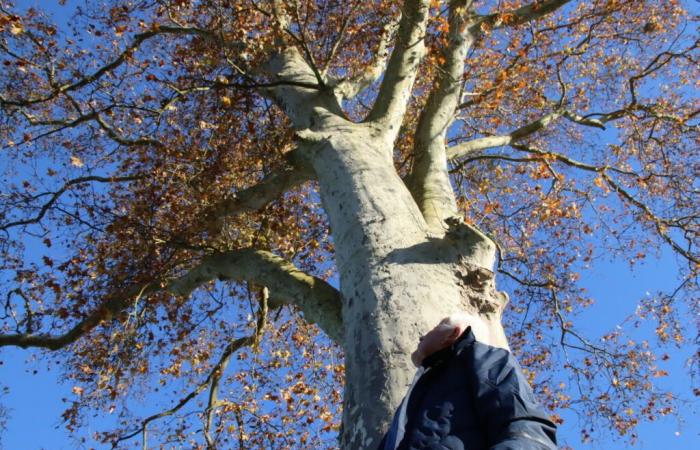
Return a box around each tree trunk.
[303,115,510,449]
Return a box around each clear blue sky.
[1,1,698,449]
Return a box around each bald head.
[411,312,493,367]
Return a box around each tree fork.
[295,113,509,447]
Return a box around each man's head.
[411,313,466,366]
[411,312,498,367]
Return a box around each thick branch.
[367,0,430,139]
[208,148,314,221]
[0,247,342,351]
[470,0,573,33]
[262,47,341,129]
[408,0,476,231]
[561,110,606,129]
[331,16,400,101]
[449,95,676,163]
[169,249,343,343]
[447,111,561,160]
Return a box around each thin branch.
[113,334,255,448]
[449,153,541,172]
[0,26,227,107]
[331,14,400,101]
[456,43,533,111]
[509,143,632,176]
[509,144,698,265]
[286,1,325,86]
[94,115,164,147]
[321,0,363,76]
[203,287,268,449]
[601,172,698,265]
[550,289,619,357]
[1,175,144,232]
[0,282,158,350]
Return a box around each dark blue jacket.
[379,328,557,450]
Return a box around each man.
[379,313,558,450]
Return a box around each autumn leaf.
[70,155,84,167]
[10,22,23,35]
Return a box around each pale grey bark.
[253,1,521,447]
[367,0,431,145]
[408,0,476,233]
[305,118,507,448]
[407,0,575,230]
[169,249,343,343]
[447,111,562,160]
[262,47,344,130]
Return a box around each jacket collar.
[421,326,476,369]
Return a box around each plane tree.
[0,0,697,448]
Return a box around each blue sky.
[1,1,698,449]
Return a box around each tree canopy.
[0,0,698,448]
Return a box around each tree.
[0,0,697,448]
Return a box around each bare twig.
[1,175,144,232]
[0,26,229,107]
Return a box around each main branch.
[0,248,343,350]
[367,0,430,142]
[169,249,343,343]
[408,0,476,232]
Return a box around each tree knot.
[454,262,508,316]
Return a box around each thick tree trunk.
[303,115,510,449]
[262,40,510,450]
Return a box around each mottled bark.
[408,0,476,233]
[257,3,516,446]
[291,112,508,448]
[169,249,343,343]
